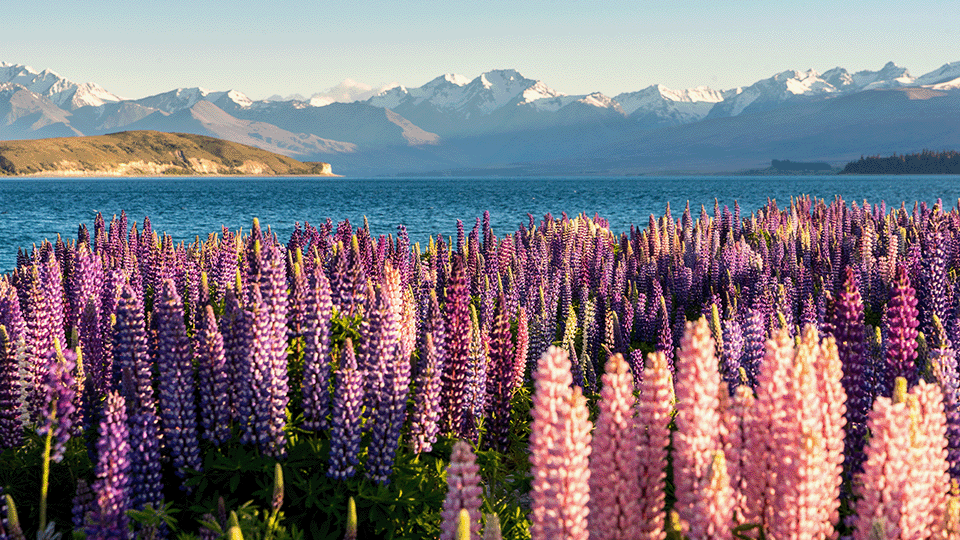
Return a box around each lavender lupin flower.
[739,307,765,390]
[222,286,255,441]
[72,478,94,532]
[252,242,290,459]
[328,338,363,480]
[195,305,231,446]
[365,281,409,484]
[0,325,23,450]
[112,285,150,404]
[410,333,443,454]
[884,264,920,393]
[154,279,202,485]
[302,265,333,432]
[484,294,514,453]
[441,254,472,438]
[38,348,78,463]
[86,390,131,540]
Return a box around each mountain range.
[2,59,959,175]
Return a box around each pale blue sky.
[5,0,958,100]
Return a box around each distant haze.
[3,0,957,100]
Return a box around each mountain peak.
[0,61,120,109]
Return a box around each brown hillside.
[0,130,334,176]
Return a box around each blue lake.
[2,175,959,272]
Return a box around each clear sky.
[4,0,959,100]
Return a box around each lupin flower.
[154,279,202,485]
[636,351,673,540]
[38,347,78,463]
[529,346,592,540]
[484,295,515,453]
[929,314,960,480]
[884,264,920,393]
[365,282,410,484]
[72,478,94,532]
[828,266,872,480]
[671,318,733,540]
[589,353,641,540]
[301,265,333,432]
[247,282,289,459]
[0,325,23,450]
[720,315,745,395]
[511,306,529,389]
[410,333,442,454]
[441,254,472,438]
[854,378,950,540]
[112,284,149,398]
[440,441,483,540]
[86,390,131,539]
[222,286,255,440]
[195,305,231,446]
[739,308,765,390]
[328,338,363,480]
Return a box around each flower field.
[1,196,959,539]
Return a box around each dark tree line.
[840,150,960,174]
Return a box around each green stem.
[40,426,53,532]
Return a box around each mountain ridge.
[0,59,958,175]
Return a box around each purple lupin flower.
[112,285,149,402]
[16,265,55,421]
[38,348,78,463]
[79,296,106,397]
[72,478,94,532]
[86,390,131,540]
[739,307,765,390]
[441,254,472,438]
[720,315,744,396]
[410,332,443,454]
[327,338,363,480]
[827,266,872,481]
[154,279,202,485]
[484,294,514,453]
[0,325,23,450]
[929,314,960,480]
[222,287,255,441]
[364,282,408,484]
[251,241,290,459]
[195,305,231,445]
[301,264,333,432]
[884,264,920,393]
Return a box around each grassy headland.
[0,130,334,176]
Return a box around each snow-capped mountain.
[1,58,960,176]
[366,69,625,136]
[0,62,121,110]
[613,85,723,126]
[916,62,960,87]
[133,87,252,114]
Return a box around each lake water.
[2,175,960,272]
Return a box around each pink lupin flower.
[672,318,733,540]
[589,353,641,540]
[636,350,674,540]
[440,440,483,540]
[815,334,847,540]
[529,346,592,540]
[769,325,830,540]
[854,378,950,540]
[720,384,754,526]
[742,328,796,529]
